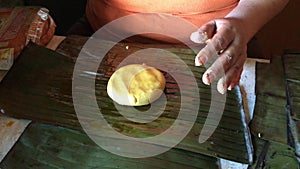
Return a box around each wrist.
[225,0,289,43]
[224,16,254,44]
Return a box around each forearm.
[225,0,289,42]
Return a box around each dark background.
[24,0,87,35]
[0,0,87,35]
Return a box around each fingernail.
[190,31,208,44]
[229,82,238,90]
[190,31,201,43]
[199,32,208,43]
[205,39,211,44]
[196,53,207,65]
[201,55,207,64]
[202,72,210,85]
[195,60,201,66]
[195,52,207,66]
[219,88,226,95]
[202,70,215,85]
[195,55,203,66]
[217,78,227,94]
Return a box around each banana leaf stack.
[282,50,300,159]
[0,123,220,169]
[250,55,288,144]
[0,35,255,168]
[250,52,300,168]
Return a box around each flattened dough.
[107,64,166,106]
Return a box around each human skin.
[191,0,290,94]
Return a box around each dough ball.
[107,64,166,106]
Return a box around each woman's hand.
[191,0,289,94]
[191,18,247,94]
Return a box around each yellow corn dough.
[107,64,166,106]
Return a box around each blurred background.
[255,0,300,56]
[1,0,299,57]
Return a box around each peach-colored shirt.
[86,0,239,43]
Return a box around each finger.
[197,20,216,39]
[195,22,235,66]
[195,41,217,66]
[190,20,215,44]
[228,68,243,90]
[216,54,246,94]
[193,21,216,66]
[217,67,243,94]
[210,23,235,53]
[190,31,208,44]
[202,44,242,85]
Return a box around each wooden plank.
[0,40,253,164]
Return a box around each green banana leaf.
[283,53,300,120]
[250,94,287,144]
[282,51,300,158]
[250,55,287,144]
[249,137,298,169]
[0,123,219,169]
[0,37,253,164]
